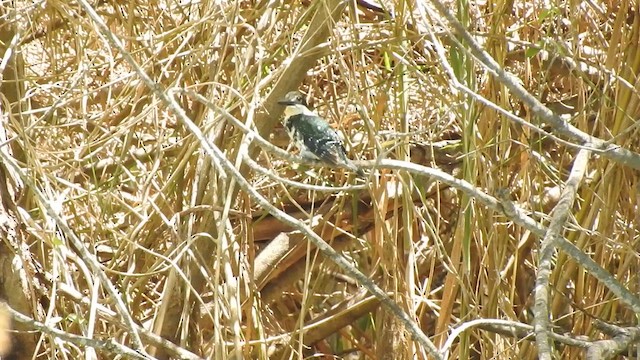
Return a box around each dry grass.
[0,0,639,359]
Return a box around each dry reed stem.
[1,0,639,359]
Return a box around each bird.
[277,91,365,177]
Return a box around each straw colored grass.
[0,0,639,359]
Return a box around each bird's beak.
[277,99,296,106]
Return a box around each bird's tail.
[347,160,366,178]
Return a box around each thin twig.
[427,0,640,170]
[72,1,442,357]
[3,303,150,360]
[441,318,591,358]
[54,282,204,360]
[533,149,590,359]
[375,158,640,314]
[0,135,148,354]
[244,154,367,192]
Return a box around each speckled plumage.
[278,91,364,177]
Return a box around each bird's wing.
[311,132,349,166]
[293,114,350,166]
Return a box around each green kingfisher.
[277,91,364,177]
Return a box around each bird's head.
[278,91,308,107]
[278,91,314,117]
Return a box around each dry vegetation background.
[0,0,639,359]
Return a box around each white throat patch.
[283,104,316,118]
